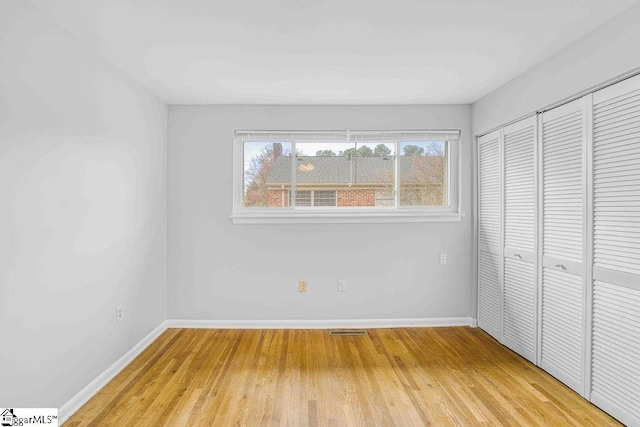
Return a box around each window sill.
[230,211,465,224]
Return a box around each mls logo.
[1,409,14,427]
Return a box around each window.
[295,190,312,206]
[290,190,337,207]
[310,190,337,207]
[232,130,462,223]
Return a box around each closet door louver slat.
[541,267,583,391]
[504,124,535,253]
[542,105,584,264]
[501,117,537,363]
[593,84,640,278]
[478,251,501,337]
[503,257,536,362]
[591,281,640,426]
[479,134,501,250]
[477,130,502,340]
[590,75,640,426]
[539,99,586,395]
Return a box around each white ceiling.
[27,0,640,105]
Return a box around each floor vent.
[329,330,368,336]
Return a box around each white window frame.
[231,130,464,224]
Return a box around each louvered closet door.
[478,130,502,340]
[539,98,587,395]
[590,74,640,427]
[502,117,537,363]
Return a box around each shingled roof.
[266,155,442,185]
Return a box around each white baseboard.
[58,321,169,424]
[166,317,476,329]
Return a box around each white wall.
[472,3,640,135]
[168,105,473,322]
[0,2,167,408]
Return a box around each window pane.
[354,142,395,208]
[243,141,292,207]
[242,138,449,209]
[292,141,397,208]
[295,141,353,207]
[399,141,448,207]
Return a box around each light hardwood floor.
[65,327,620,426]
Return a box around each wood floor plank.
[64,327,622,426]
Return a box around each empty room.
[1,0,639,425]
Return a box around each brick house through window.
[265,143,446,208]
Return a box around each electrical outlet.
[440,253,447,265]
[298,280,307,292]
[338,279,346,292]
[116,305,124,322]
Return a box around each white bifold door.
[477,117,538,363]
[502,117,537,363]
[589,76,640,426]
[477,73,640,426]
[539,98,588,395]
[477,130,502,340]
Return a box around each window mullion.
[394,140,400,208]
[291,140,297,208]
